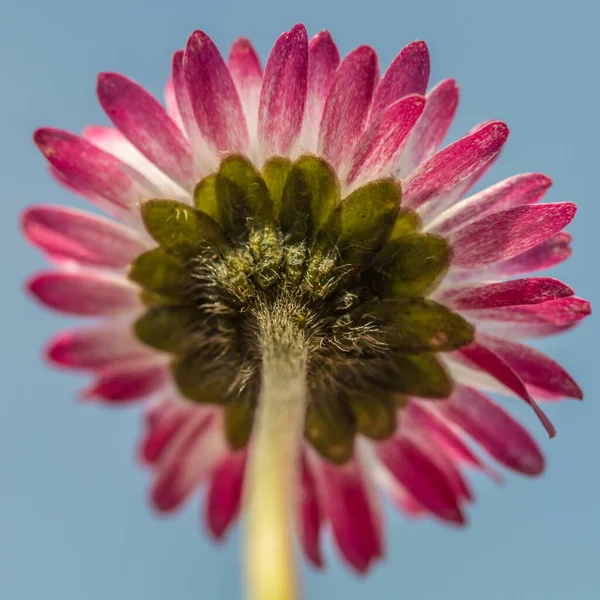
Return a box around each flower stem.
[244,310,308,600]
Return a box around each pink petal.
[465,296,591,339]
[431,173,552,235]
[377,436,465,524]
[346,94,425,186]
[371,41,430,119]
[46,321,151,370]
[403,121,509,219]
[97,73,194,190]
[480,335,583,400]
[258,24,309,155]
[81,359,169,403]
[454,341,556,437]
[151,412,224,512]
[163,77,184,130]
[437,385,545,475]
[184,31,248,153]
[28,271,140,316]
[315,457,382,573]
[318,45,379,171]
[34,128,157,214]
[228,38,263,130]
[300,30,340,150]
[445,277,574,310]
[22,205,147,269]
[398,79,460,176]
[450,203,577,269]
[297,453,324,568]
[205,451,247,540]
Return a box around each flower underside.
[132,154,474,463]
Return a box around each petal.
[81,359,169,402]
[480,335,583,400]
[371,41,430,119]
[97,73,195,190]
[403,121,509,219]
[300,30,340,151]
[258,24,308,155]
[46,320,151,370]
[151,412,225,512]
[453,341,556,437]
[228,38,263,133]
[397,78,460,176]
[318,45,379,171]
[297,452,324,568]
[22,205,147,269]
[163,76,184,130]
[314,455,382,573]
[346,94,425,186]
[205,450,247,540]
[431,173,552,235]
[34,128,157,214]
[377,436,465,524]
[184,31,248,152]
[450,203,577,269]
[28,271,141,316]
[436,385,545,475]
[445,277,574,310]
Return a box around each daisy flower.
[24,23,590,600]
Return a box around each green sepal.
[141,200,229,259]
[216,155,272,238]
[173,354,234,404]
[388,208,421,241]
[248,227,284,289]
[128,248,187,300]
[319,178,400,263]
[375,234,450,297]
[391,353,453,398]
[134,307,199,354]
[348,391,397,440]
[225,390,256,450]
[367,298,475,353]
[193,174,221,224]
[262,156,293,222]
[280,155,339,244]
[305,396,355,464]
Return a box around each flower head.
[24,23,590,598]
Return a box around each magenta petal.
[258,24,309,155]
[151,412,221,512]
[480,335,583,400]
[34,128,156,214]
[446,277,574,310]
[46,323,150,371]
[301,30,340,148]
[437,385,545,475]
[228,38,263,128]
[454,341,556,437]
[315,457,382,573]
[82,360,169,402]
[28,271,140,316]
[432,173,552,235]
[22,205,147,269]
[403,121,509,218]
[450,203,577,269]
[205,451,247,540]
[318,45,379,171]
[371,41,430,119]
[346,94,425,186]
[164,77,183,129]
[297,453,324,568]
[377,436,465,524]
[97,73,195,189]
[184,31,249,153]
[398,79,459,175]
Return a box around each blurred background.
[1,0,598,598]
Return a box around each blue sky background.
[1,0,598,598]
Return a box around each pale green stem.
[243,314,308,600]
